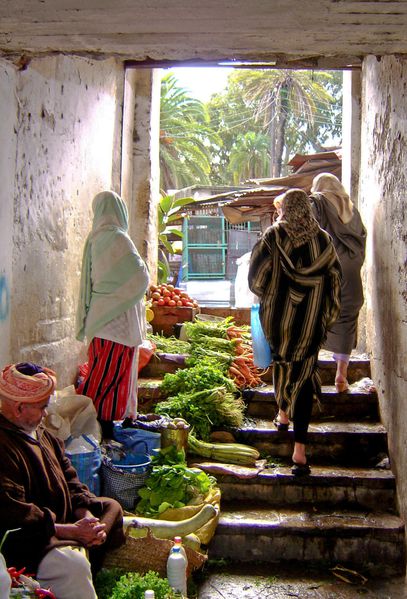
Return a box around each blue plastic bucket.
[112,453,151,474]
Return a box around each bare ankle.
[278,409,289,424]
[292,443,307,465]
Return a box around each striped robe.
[248,224,341,415]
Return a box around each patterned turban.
[0,362,56,403]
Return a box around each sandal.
[335,378,349,393]
[291,462,311,477]
[273,416,289,431]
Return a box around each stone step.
[139,350,371,385]
[318,351,371,385]
[137,379,378,422]
[260,350,371,385]
[189,461,396,511]
[208,505,405,574]
[243,382,378,421]
[197,562,407,598]
[140,353,187,378]
[231,420,388,466]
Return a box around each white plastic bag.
[0,553,11,599]
[234,252,257,308]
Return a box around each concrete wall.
[359,55,407,524]
[0,54,126,386]
[0,62,18,366]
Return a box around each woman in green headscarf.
[76,191,149,438]
[248,189,341,475]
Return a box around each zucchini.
[123,503,217,539]
[188,434,259,466]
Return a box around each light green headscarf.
[76,191,149,342]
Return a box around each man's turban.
[0,362,56,403]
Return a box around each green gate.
[182,215,226,280]
[182,215,260,281]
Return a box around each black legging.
[281,378,314,444]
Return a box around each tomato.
[151,291,161,300]
[185,301,193,307]
[172,295,180,302]
[162,289,172,297]
[157,298,165,306]
[166,284,175,291]
[168,299,176,306]
[163,296,171,304]
[150,285,159,293]
[174,287,182,294]
[180,292,189,299]
[181,298,189,306]
[176,300,183,306]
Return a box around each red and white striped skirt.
[77,337,135,421]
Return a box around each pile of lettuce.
[136,446,216,517]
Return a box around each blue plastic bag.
[251,303,272,368]
[65,434,102,495]
[113,423,161,456]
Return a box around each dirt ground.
[194,563,407,599]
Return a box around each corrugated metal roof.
[183,150,342,224]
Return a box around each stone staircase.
[138,351,405,576]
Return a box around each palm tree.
[160,73,220,190]
[232,70,334,177]
[228,131,270,184]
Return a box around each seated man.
[0,362,125,599]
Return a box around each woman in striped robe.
[76,191,149,439]
[248,189,341,475]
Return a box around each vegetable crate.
[151,306,197,336]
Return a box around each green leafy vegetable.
[160,362,236,396]
[147,332,191,355]
[155,386,245,440]
[110,570,178,598]
[136,447,216,517]
[184,317,235,339]
[94,568,126,599]
[150,445,186,466]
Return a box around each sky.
[165,66,233,102]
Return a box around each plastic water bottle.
[173,535,187,560]
[144,591,155,599]
[166,545,187,596]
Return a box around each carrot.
[229,365,243,378]
[226,331,239,339]
[233,356,250,365]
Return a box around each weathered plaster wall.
[0,54,125,386]
[129,68,161,283]
[342,69,367,352]
[359,55,407,524]
[0,62,18,366]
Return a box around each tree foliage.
[160,68,343,188]
[228,131,270,184]
[159,73,220,190]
